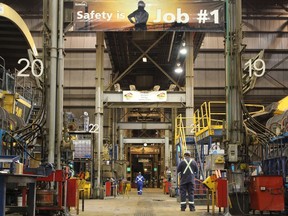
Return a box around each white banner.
[123,90,167,102]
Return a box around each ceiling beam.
[105,32,169,90]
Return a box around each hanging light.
[174,63,183,73]
[179,41,187,55]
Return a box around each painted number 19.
[245,59,266,77]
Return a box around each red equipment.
[36,170,67,211]
[163,180,171,194]
[105,181,111,196]
[67,178,79,207]
[216,178,228,208]
[249,175,284,212]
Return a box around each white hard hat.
[184,151,191,156]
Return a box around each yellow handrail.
[174,114,187,153]
[194,101,265,139]
[174,114,194,154]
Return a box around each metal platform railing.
[174,114,194,155]
[194,101,265,141]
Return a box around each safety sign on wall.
[73,0,225,31]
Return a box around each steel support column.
[56,0,64,169]
[185,33,194,137]
[95,32,104,198]
[171,108,177,166]
[165,130,169,167]
[119,131,124,160]
[48,0,58,164]
[225,0,243,149]
[225,1,243,215]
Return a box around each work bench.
[0,173,40,216]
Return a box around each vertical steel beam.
[185,33,194,137]
[111,108,115,172]
[119,131,124,160]
[165,130,169,167]
[0,176,6,216]
[225,0,243,147]
[171,108,177,166]
[95,32,104,198]
[56,0,64,169]
[48,0,58,164]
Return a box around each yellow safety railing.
[194,101,265,139]
[174,114,194,154]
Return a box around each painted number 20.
[17,58,44,77]
[245,59,266,77]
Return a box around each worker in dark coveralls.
[177,150,198,211]
[135,172,145,195]
[128,1,149,30]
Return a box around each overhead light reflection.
[174,63,183,73]
[180,47,187,55]
[180,41,187,55]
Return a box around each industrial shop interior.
[0,0,287,215]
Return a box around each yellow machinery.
[1,92,32,121]
[203,173,230,215]
[273,96,288,115]
[265,96,288,135]
[203,174,217,214]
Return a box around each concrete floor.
[7,188,281,216]
[70,188,227,216]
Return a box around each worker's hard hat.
[138,1,145,7]
[184,151,191,156]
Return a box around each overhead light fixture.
[174,63,183,74]
[129,85,136,90]
[153,85,160,91]
[142,57,147,62]
[114,83,122,92]
[168,84,176,91]
[144,143,147,147]
[179,41,187,55]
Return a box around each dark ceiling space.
[0,0,42,71]
[0,16,31,71]
[0,0,43,15]
[243,0,288,14]
[105,31,205,91]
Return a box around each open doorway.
[128,145,162,188]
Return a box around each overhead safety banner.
[73,0,225,31]
[123,91,167,102]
